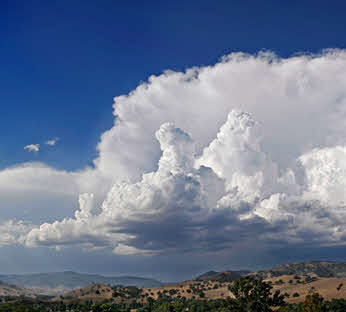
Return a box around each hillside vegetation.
[250,261,346,279]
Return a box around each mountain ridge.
[0,271,161,291]
[2,261,346,299]
[195,270,251,282]
[250,261,346,279]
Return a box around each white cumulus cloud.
[45,138,59,146]
[3,50,346,258]
[24,144,40,152]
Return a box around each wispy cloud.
[24,144,40,152]
[0,220,34,246]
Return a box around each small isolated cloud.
[45,138,59,146]
[24,144,40,152]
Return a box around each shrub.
[337,283,343,291]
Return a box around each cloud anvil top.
[2,51,346,266]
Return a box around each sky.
[1,0,346,282]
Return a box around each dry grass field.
[268,274,346,303]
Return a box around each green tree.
[302,292,325,312]
[91,303,115,312]
[153,302,174,312]
[277,303,303,312]
[325,298,346,312]
[228,276,285,312]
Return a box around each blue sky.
[2,0,346,170]
[2,1,346,280]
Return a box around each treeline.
[2,296,346,312]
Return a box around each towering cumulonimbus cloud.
[23,111,346,254]
[4,50,346,256]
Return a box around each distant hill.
[0,280,37,298]
[0,271,161,291]
[251,261,346,279]
[194,261,346,283]
[0,280,21,295]
[195,270,243,282]
[52,284,116,304]
[233,270,252,276]
[195,271,219,280]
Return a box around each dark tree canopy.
[228,276,285,312]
